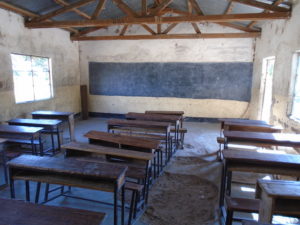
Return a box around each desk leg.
[219,161,227,208]
[9,168,15,199]
[39,135,43,156]
[114,185,118,225]
[68,114,75,141]
[50,131,55,155]
[25,180,30,202]
[121,186,125,225]
[57,127,61,152]
[258,191,273,223]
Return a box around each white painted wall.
[0,9,81,122]
[249,0,300,131]
[79,23,254,118]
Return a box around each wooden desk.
[223,122,283,133]
[145,110,184,128]
[242,221,293,225]
[8,118,63,154]
[85,130,160,151]
[84,130,162,177]
[8,155,127,225]
[145,110,184,116]
[223,131,300,148]
[126,112,180,146]
[107,119,171,162]
[32,111,75,141]
[256,179,300,223]
[0,124,43,155]
[0,198,106,225]
[219,119,268,135]
[220,149,300,209]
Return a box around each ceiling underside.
[0,0,293,40]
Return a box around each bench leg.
[9,175,15,199]
[51,132,55,155]
[35,182,41,203]
[225,209,233,225]
[44,183,50,201]
[121,186,125,225]
[128,190,137,225]
[114,186,118,225]
[25,180,30,202]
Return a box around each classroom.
[0,0,299,224]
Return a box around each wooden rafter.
[0,1,78,33]
[120,25,129,35]
[188,0,201,34]
[224,1,234,14]
[25,12,291,29]
[148,0,173,16]
[142,0,147,15]
[31,0,96,22]
[71,32,260,41]
[112,0,156,35]
[92,0,107,19]
[162,23,177,34]
[248,0,286,28]
[189,0,259,32]
[231,0,289,12]
[72,26,106,37]
[53,0,91,19]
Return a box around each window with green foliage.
[11,53,53,103]
[290,52,300,120]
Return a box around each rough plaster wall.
[79,23,254,118]
[0,9,81,122]
[249,0,300,131]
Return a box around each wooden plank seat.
[225,196,260,225]
[0,198,106,225]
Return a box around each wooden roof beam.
[92,0,107,19]
[31,0,96,22]
[71,32,260,41]
[25,12,291,28]
[0,1,78,33]
[187,0,201,34]
[224,1,234,14]
[148,0,173,16]
[53,0,91,19]
[231,0,290,12]
[247,0,286,28]
[112,0,156,35]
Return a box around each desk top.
[256,179,300,199]
[126,113,180,123]
[8,118,62,126]
[107,119,171,129]
[85,130,160,150]
[223,131,300,147]
[0,138,7,144]
[0,124,43,135]
[223,149,300,167]
[224,121,282,129]
[63,142,154,161]
[32,111,74,116]
[219,118,268,125]
[8,155,127,182]
[0,198,106,225]
[145,110,184,116]
[223,122,282,133]
[242,221,289,225]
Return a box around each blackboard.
[89,62,253,101]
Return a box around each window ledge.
[289,116,300,124]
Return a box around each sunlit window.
[290,52,300,120]
[11,53,53,103]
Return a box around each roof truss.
[0,0,292,41]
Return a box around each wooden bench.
[0,198,106,225]
[8,155,127,225]
[225,196,259,225]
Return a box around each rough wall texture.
[0,9,81,122]
[79,23,254,118]
[249,0,300,131]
